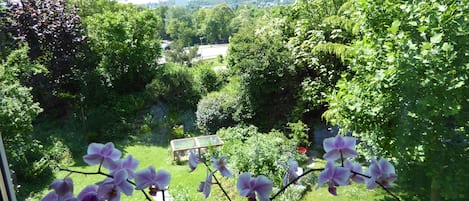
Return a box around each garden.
[0,0,468,201]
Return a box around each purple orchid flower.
[211,156,233,178]
[317,161,351,195]
[41,177,77,201]
[344,160,365,183]
[97,169,133,201]
[282,159,299,187]
[83,142,122,169]
[189,150,200,172]
[41,191,77,201]
[197,172,213,198]
[135,166,171,191]
[323,135,358,161]
[366,158,397,189]
[237,173,273,201]
[77,185,98,201]
[49,177,74,196]
[109,155,139,179]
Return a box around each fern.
[312,42,350,62]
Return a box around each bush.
[196,91,237,134]
[217,125,308,185]
[83,93,147,142]
[145,64,200,109]
[6,135,72,187]
[194,65,222,95]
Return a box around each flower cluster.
[317,135,397,195]
[189,150,274,201]
[41,135,398,201]
[41,142,171,201]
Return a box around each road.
[197,44,229,60]
[159,43,228,64]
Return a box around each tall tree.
[202,3,234,43]
[5,0,86,114]
[324,1,469,200]
[85,9,163,93]
[228,17,298,131]
[165,6,196,46]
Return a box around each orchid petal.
[135,167,155,190]
[154,170,171,190]
[188,150,200,172]
[203,172,213,198]
[253,175,272,201]
[77,185,98,201]
[41,192,58,201]
[237,173,252,197]
[49,177,73,196]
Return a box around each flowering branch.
[202,160,232,201]
[58,167,154,201]
[351,170,401,201]
[270,168,324,200]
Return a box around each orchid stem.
[58,167,153,201]
[350,171,401,201]
[202,161,232,201]
[270,168,325,200]
[340,151,344,167]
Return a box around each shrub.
[194,65,222,95]
[145,63,200,109]
[6,135,72,187]
[196,91,237,134]
[285,120,310,147]
[217,125,308,185]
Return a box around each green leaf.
[388,20,401,35]
[417,25,428,33]
[441,42,453,51]
[430,33,443,44]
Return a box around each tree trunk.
[431,177,440,201]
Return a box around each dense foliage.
[0,46,43,138]
[85,9,162,93]
[324,0,469,200]
[145,64,200,109]
[217,125,308,185]
[5,0,86,113]
[227,23,298,130]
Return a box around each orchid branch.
[58,167,154,201]
[202,160,232,201]
[270,168,325,200]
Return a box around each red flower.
[297,146,307,154]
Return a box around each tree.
[164,41,200,67]
[287,0,358,119]
[85,9,163,93]
[201,3,234,43]
[0,2,13,59]
[5,0,87,114]
[165,6,196,46]
[227,19,299,130]
[0,46,44,139]
[324,1,469,200]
